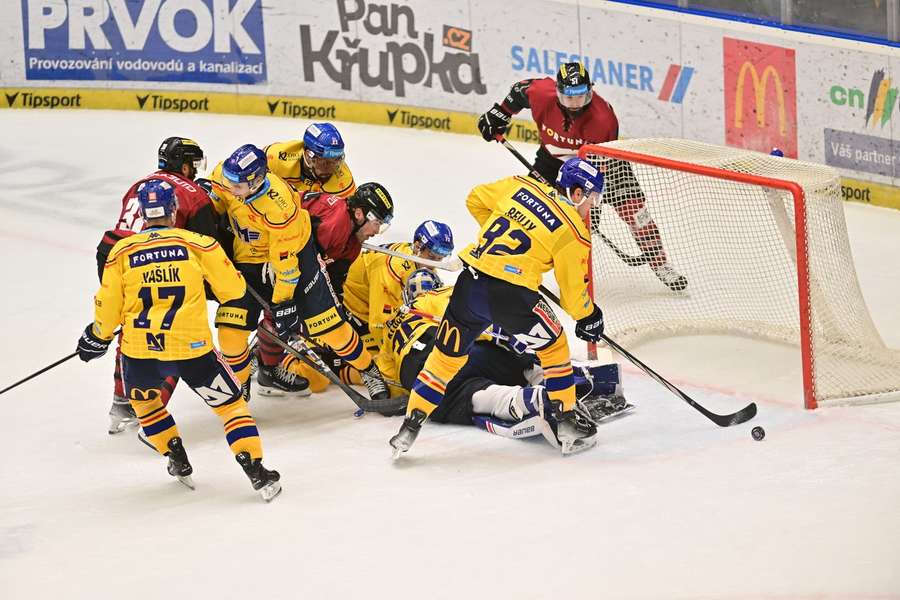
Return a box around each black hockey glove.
[77,324,111,362]
[574,305,604,343]
[272,300,299,336]
[477,103,512,142]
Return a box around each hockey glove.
[77,324,112,362]
[574,305,604,343]
[272,300,299,336]
[477,103,512,142]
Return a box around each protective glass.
[556,84,592,110]
[367,210,392,234]
[227,175,266,199]
[423,240,453,258]
[191,156,207,174]
[306,150,343,175]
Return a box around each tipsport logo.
[510,46,695,103]
[21,0,267,84]
[829,69,899,128]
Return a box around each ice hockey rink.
[1,109,899,600]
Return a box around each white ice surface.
[1,111,898,600]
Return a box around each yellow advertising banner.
[0,86,539,144]
[840,177,900,210]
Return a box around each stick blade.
[712,402,757,427]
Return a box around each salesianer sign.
[723,37,797,158]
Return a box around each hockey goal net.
[579,139,900,409]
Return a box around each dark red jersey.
[300,191,361,264]
[501,77,619,158]
[112,170,214,233]
[96,170,216,281]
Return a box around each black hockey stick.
[0,352,78,396]
[537,285,756,427]
[245,285,406,415]
[495,136,647,267]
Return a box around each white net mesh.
[582,138,900,407]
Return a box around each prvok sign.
[22,0,266,84]
[723,38,797,158]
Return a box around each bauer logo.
[299,1,486,98]
[21,0,267,84]
[723,38,797,158]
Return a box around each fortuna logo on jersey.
[129,246,189,268]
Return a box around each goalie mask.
[403,268,443,305]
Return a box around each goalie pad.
[472,414,543,439]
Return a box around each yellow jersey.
[94,228,245,360]
[342,242,420,339]
[377,287,452,383]
[461,175,593,321]
[208,164,311,303]
[264,140,356,197]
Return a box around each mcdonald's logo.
[437,320,461,355]
[723,38,797,158]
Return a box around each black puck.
[751,426,765,441]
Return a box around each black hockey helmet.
[555,62,593,111]
[158,137,206,175]
[348,182,394,232]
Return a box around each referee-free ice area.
[1,110,898,600]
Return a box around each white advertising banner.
[1,0,898,205]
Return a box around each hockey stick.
[0,352,78,396]
[537,285,757,427]
[361,242,462,272]
[496,136,647,267]
[245,285,406,415]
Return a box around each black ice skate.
[256,362,310,398]
[360,361,389,401]
[165,437,195,490]
[389,409,427,459]
[539,398,598,456]
[235,452,282,502]
[108,395,138,434]
[652,263,688,292]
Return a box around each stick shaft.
[0,352,79,396]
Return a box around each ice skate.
[389,409,427,459]
[360,361,390,401]
[108,395,138,434]
[165,437,195,490]
[256,362,310,398]
[538,398,598,455]
[235,452,282,502]
[652,263,688,292]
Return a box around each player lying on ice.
[373,269,632,437]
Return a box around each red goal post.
[578,139,900,409]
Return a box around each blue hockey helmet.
[413,220,454,259]
[222,144,270,201]
[556,157,604,205]
[403,268,443,305]
[137,179,177,220]
[303,123,345,159]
